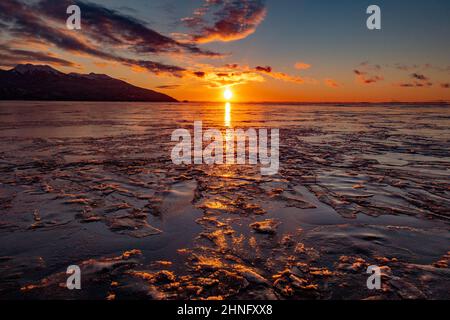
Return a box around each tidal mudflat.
[0,101,449,300]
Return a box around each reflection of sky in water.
[0,101,449,140]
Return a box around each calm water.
[0,101,449,299]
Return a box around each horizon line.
[0,99,449,105]
[184,100,450,105]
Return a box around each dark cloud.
[193,71,206,78]
[37,0,222,58]
[156,85,181,90]
[182,0,267,43]
[255,66,272,73]
[0,0,128,63]
[394,63,417,71]
[359,61,382,71]
[353,63,384,84]
[398,82,433,88]
[441,83,450,89]
[0,0,102,57]
[0,0,191,76]
[416,82,433,87]
[120,59,185,76]
[364,62,449,89]
[397,73,433,88]
[399,83,415,88]
[353,69,383,84]
[411,73,429,81]
[393,63,450,73]
[0,44,77,67]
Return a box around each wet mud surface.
[0,102,449,300]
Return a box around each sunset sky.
[0,0,449,102]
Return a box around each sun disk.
[224,88,233,101]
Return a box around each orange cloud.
[186,62,312,88]
[254,65,306,83]
[187,64,264,88]
[324,78,339,88]
[294,62,311,70]
[265,71,305,84]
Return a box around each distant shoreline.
[0,99,181,103]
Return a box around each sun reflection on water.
[225,102,231,127]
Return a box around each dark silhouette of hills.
[0,64,178,102]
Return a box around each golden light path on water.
[224,102,231,127]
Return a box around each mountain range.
[0,64,177,102]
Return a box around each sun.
[224,88,233,101]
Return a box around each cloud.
[253,65,306,83]
[359,61,382,71]
[360,62,449,88]
[255,65,272,73]
[354,69,383,84]
[36,0,222,58]
[0,1,103,57]
[396,73,433,88]
[392,63,450,73]
[0,44,78,67]
[441,83,450,89]
[410,73,428,81]
[199,71,264,88]
[411,73,430,81]
[187,62,310,88]
[224,63,240,69]
[185,63,263,88]
[263,71,305,84]
[353,62,385,85]
[324,78,339,88]
[398,82,432,88]
[120,59,186,76]
[0,0,218,77]
[193,71,206,78]
[156,85,181,90]
[394,63,420,72]
[0,0,324,90]
[294,62,311,70]
[352,62,384,84]
[182,0,267,43]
